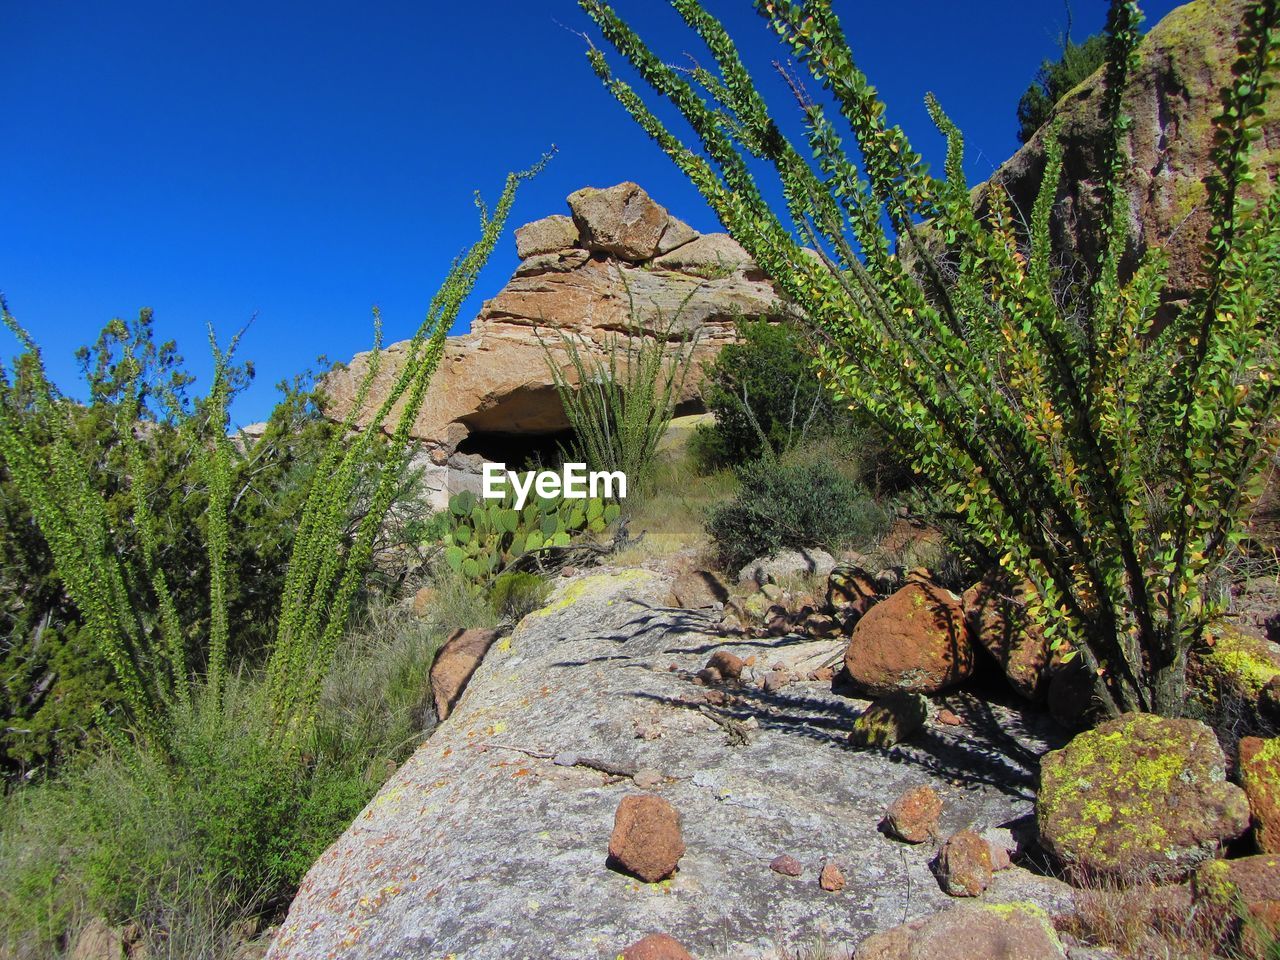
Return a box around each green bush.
[583,0,1280,718]
[707,458,888,572]
[1016,29,1107,143]
[692,317,853,469]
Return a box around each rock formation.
[268,570,1072,959]
[983,0,1280,312]
[322,183,790,508]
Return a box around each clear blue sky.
[2,0,1180,424]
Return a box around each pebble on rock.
[884,785,943,843]
[819,863,846,892]
[621,933,695,960]
[770,854,804,877]
[935,830,993,897]
[608,794,686,883]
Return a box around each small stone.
[761,582,784,602]
[770,854,804,877]
[553,752,580,767]
[703,689,727,707]
[633,768,664,790]
[937,708,963,726]
[987,841,1012,872]
[620,933,694,960]
[935,829,993,897]
[707,650,744,680]
[608,794,685,883]
[884,785,943,843]
[696,666,722,686]
[819,863,846,892]
[804,613,841,638]
[763,669,791,694]
[811,666,836,682]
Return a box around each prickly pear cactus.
[437,489,620,586]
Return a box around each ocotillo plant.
[0,159,547,753]
[580,0,1280,717]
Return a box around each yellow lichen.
[524,569,656,619]
[1202,628,1280,696]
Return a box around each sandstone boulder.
[1037,713,1251,881]
[1239,736,1280,854]
[828,564,880,624]
[322,186,788,510]
[845,582,973,696]
[514,214,579,258]
[853,902,1067,960]
[963,572,1058,701]
[430,628,501,721]
[885,785,943,843]
[608,793,685,883]
[652,233,753,276]
[568,182,691,262]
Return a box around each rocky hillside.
[322,182,789,508]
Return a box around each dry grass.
[1056,881,1259,960]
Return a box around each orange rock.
[936,830,993,897]
[819,863,846,892]
[885,786,943,843]
[430,628,501,721]
[621,933,695,960]
[608,794,685,883]
[844,582,973,696]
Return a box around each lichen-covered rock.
[1037,713,1251,881]
[514,214,579,259]
[849,693,929,749]
[963,572,1058,701]
[620,933,695,960]
[983,0,1280,315]
[1194,626,1280,703]
[608,794,685,883]
[1192,854,1280,959]
[430,628,501,722]
[1239,736,1280,854]
[935,830,994,898]
[853,902,1068,960]
[885,786,943,844]
[268,568,1066,959]
[845,582,973,696]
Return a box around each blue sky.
[2,0,1180,423]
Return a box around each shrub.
[544,298,697,494]
[1016,25,1107,143]
[581,0,1280,718]
[707,458,888,571]
[692,317,854,469]
[488,570,552,621]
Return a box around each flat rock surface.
[269,569,1069,960]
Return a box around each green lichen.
[1038,714,1204,871]
[525,569,655,620]
[1202,629,1280,696]
[977,902,1058,940]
